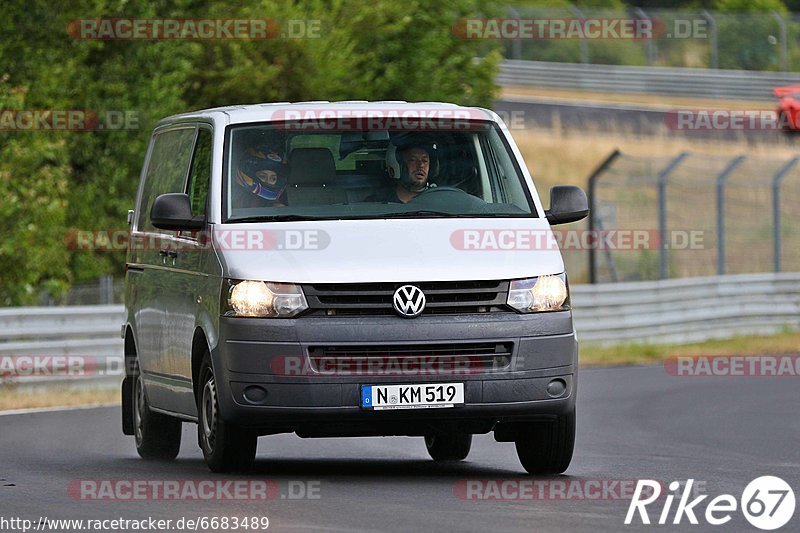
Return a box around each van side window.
[136,127,197,232]
[187,129,212,217]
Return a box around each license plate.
[361,383,464,410]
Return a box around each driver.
[369,143,433,203]
[232,145,288,208]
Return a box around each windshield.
[224,120,536,222]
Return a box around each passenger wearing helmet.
[232,145,288,208]
[367,143,432,203]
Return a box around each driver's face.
[403,147,430,187]
[255,169,278,185]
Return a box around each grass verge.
[581,330,800,367]
[0,385,119,412]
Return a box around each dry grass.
[501,85,775,110]
[581,330,800,367]
[513,127,800,281]
[513,128,800,192]
[0,385,119,411]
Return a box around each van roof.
[155,101,498,128]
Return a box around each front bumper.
[212,311,578,436]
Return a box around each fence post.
[772,11,788,72]
[702,10,718,69]
[570,5,589,64]
[772,157,799,272]
[715,155,747,275]
[657,152,690,280]
[587,149,621,284]
[508,6,522,60]
[100,275,114,305]
[634,7,655,65]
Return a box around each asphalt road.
[1,365,798,532]
[494,97,795,143]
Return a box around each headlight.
[224,280,308,318]
[507,274,569,313]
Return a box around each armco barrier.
[498,60,800,100]
[571,272,800,345]
[0,305,124,387]
[1,272,797,386]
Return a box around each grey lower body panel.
[212,311,578,436]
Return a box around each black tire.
[132,360,182,460]
[424,432,472,461]
[197,353,257,473]
[514,410,575,475]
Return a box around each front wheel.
[132,361,182,460]
[514,410,575,475]
[197,353,257,473]
[424,432,472,461]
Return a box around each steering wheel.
[408,185,492,212]
[411,186,470,197]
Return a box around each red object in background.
[773,84,800,131]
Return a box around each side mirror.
[545,185,589,225]
[150,193,204,231]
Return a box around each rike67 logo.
[626,477,795,530]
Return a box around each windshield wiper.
[227,214,334,223]
[380,210,473,218]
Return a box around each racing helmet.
[235,145,288,201]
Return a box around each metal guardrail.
[1,273,798,386]
[0,305,124,356]
[498,60,800,100]
[0,305,124,387]
[572,272,800,345]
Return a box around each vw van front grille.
[307,342,513,373]
[302,280,510,316]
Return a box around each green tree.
[0,0,502,304]
[187,0,500,108]
[713,0,789,70]
[0,86,72,305]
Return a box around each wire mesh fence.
[584,150,800,283]
[500,5,797,72]
[39,275,124,306]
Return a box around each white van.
[121,101,588,473]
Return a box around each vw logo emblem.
[393,285,426,318]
